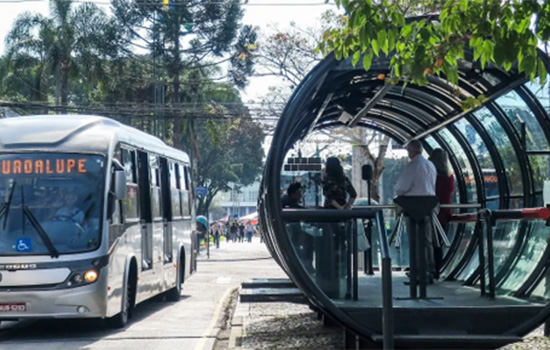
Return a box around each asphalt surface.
[0,238,286,350]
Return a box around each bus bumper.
[0,272,108,319]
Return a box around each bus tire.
[108,262,136,328]
[166,254,184,301]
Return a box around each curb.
[228,294,249,350]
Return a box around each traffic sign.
[194,186,208,196]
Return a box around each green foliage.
[4,0,120,106]
[322,0,550,89]
[175,74,264,216]
[112,0,256,90]
[186,116,264,216]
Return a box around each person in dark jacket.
[429,148,456,280]
[322,157,357,209]
[229,222,238,242]
[238,222,245,243]
[282,183,304,208]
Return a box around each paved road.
[0,238,286,350]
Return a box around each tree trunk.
[172,15,183,150]
[352,130,390,203]
[352,128,369,198]
[60,60,70,113]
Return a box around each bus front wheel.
[108,268,135,328]
[166,256,183,301]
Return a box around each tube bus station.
[259,24,550,349]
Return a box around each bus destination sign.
[0,158,88,175]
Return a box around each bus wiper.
[21,188,58,258]
[3,181,16,229]
[0,181,16,229]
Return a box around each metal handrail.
[448,213,479,223]
[353,203,482,210]
[376,211,394,350]
[282,208,381,221]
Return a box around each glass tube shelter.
[259,32,550,349]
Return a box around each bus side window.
[183,165,192,216]
[149,155,162,220]
[179,164,190,217]
[170,161,182,218]
[121,148,139,221]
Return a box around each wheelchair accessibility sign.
[15,238,31,252]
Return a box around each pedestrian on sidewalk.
[230,222,238,242]
[195,216,208,255]
[211,222,221,248]
[238,222,245,243]
[245,221,254,242]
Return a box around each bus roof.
[0,115,190,162]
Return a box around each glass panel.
[122,148,136,183]
[456,251,479,281]
[171,190,181,217]
[529,275,550,301]
[123,184,139,219]
[498,220,548,294]
[380,157,409,205]
[481,71,502,87]
[510,197,524,209]
[441,222,459,259]
[454,118,499,201]
[440,222,476,278]
[487,221,521,278]
[181,190,190,216]
[496,90,549,151]
[529,155,550,200]
[286,220,352,300]
[0,153,104,256]
[151,187,162,219]
[438,129,477,202]
[474,108,523,197]
[524,75,550,118]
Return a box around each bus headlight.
[72,274,83,283]
[83,270,99,283]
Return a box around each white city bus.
[0,115,196,328]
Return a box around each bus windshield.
[0,153,105,256]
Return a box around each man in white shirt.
[395,140,438,282]
[395,140,437,196]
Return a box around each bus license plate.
[0,303,26,312]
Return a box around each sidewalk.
[201,238,341,350]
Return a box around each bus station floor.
[332,272,538,308]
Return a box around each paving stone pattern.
[238,302,342,350]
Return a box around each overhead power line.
[0,0,334,6]
[0,100,282,121]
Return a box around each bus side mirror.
[114,170,127,200]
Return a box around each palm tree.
[5,0,119,109]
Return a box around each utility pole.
[153,11,165,138]
[55,65,60,113]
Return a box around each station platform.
[207,239,550,350]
